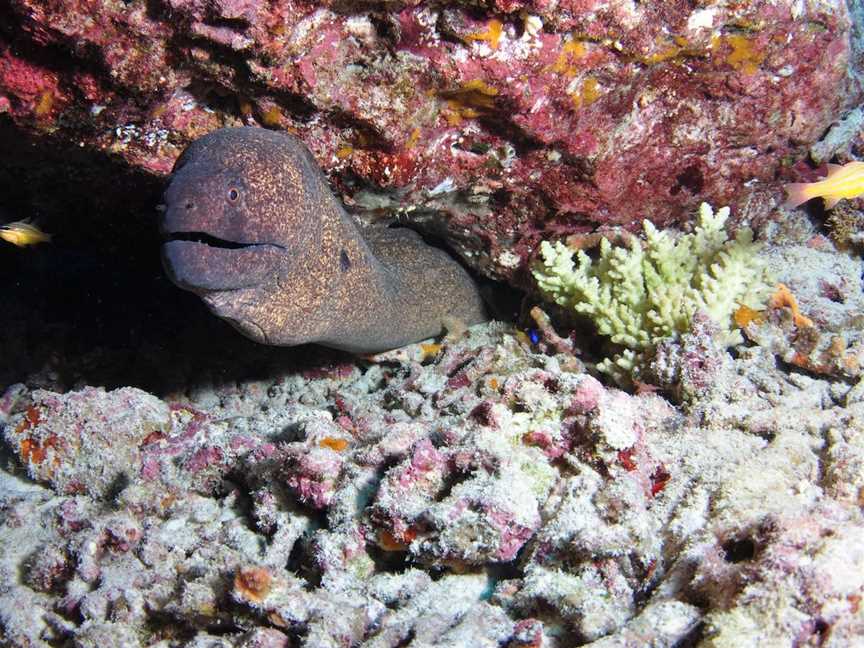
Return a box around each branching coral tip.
[531,203,773,384]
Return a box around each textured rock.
[2,386,171,497]
[2,2,864,647]
[0,0,860,279]
[3,273,864,645]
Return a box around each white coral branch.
[532,203,772,383]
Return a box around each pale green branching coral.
[532,203,773,383]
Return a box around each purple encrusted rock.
[1,0,861,280]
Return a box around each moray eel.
[160,127,487,353]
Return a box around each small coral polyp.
[532,203,773,384]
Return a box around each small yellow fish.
[0,219,52,247]
[785,160,864,209]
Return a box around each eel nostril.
[185,202,194,210]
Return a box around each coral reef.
[532,203,772,384]
[2,2,864,646]
[0,0,861,279]
[2,235,863,646]
[739,245,864,381]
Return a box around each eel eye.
[228,188,240,202]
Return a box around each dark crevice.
[721,537,757,563]
[672,164,705,195]
[487,558,522,584]
[285,531,324,590]
[0,118,349,395]
[367,541,413,575]
[477,114,545,157]
[219,478,259,534]
[104,472,132,504]
[812,618,830,644]
[242,84,319,123]
[329,107,390,150]
[160,32,317,126]
[206,16,251,29]
[143,611,199,644]
[434,467,472,502]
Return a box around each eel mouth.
[164,231,286,251]
[161,236,287,292]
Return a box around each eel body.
[160,127,487,353]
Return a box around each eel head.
[160,127,336,344]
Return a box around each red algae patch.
[0,0,858,280]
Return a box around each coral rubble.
[2,234,864,645]
[2,2,864,646]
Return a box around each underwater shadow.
[0,119,350,396]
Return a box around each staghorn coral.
[532,203,773,384]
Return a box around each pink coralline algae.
[1,0,861,279]
[2,386,172,497]
[2,305,864,646]
[281,442,346,510]
[0,387,263,499]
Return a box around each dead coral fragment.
[234,566,273,604]
[532,203,773,384]
[741,283,863,379]
[768,283,814,329]
[825,202,864,249]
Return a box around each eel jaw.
[161,236,287,292]
[200,293,272,344]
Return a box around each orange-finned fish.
[785,160,864,209]
[0,219,52,247]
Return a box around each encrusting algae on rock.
[532,203,773,384]
[4,288,864,646]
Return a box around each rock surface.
[1,239,863,647]
[1,0,861,279]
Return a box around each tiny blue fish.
[528,328,540,345]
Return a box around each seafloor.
[1,204,863,647]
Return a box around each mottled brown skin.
[161,127,487,353]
